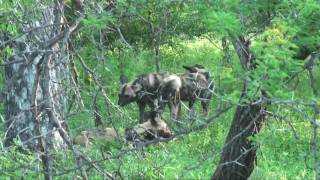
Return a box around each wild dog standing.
[118,72,181,122]
[180,64,214,115]
[125,111,172,142]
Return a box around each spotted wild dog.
[180,64,214,115]
[118,72,182,122]
[125,111,172,142]
[73,128,117,147]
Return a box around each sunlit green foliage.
[0,0,319,179]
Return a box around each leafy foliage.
[0,0,319,179]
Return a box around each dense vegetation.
[0,0,319,179]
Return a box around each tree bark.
[155,44,161,72]
[221,37,231,66]
[212,36,266,180]
[2,1,87,179]
[212,102,265,180]
[3,2,67,152]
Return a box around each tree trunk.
[212,36,267,179]
[4,2,67,152]
[212,101,265,179]
[155,45,161,72]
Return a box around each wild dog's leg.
[138,102,146,123]
[171,101,180,120]
[167,102,175,127]
[201,100,209,116]
[177,102,182,119]
[169,93,180,121]
[155,93,167,116]
[157,91,167,112]
[172,90,180,119]
[188,98,196,111]
[200,89,212,115]
[149,100,155,111]
[168,102,172,118]
[148,100,161,120]
[187,97,196,119]
[167,100,181,128]
[175,90,181,119]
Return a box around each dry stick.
[67,70,84,114]
[179,103,268,179]
[92,88,103,127]
[267,94,317,170]
[264,110,299,140]
[80,155,115,180]
[1,81,75,153]
[0,23,66,48]
[1,88,69,155]
[312,104,319,180]
[2,10,52,152]
[74,54,122,176]
[285,49,320,85]
[42,54,88,179]
[32,54,53,180]
[0,85,81,175]
[66,43,84,115]
[0,152,42,176]
[265,104,316,172]
[184,139,259,180]
[218,145,258,168]
[36,10,88,178]
[0,50,58,66]
[75,54,121,112]
[0,16,81,103]
[76,54,126,139]
[1,126,62,155]
[270,98,315,107]
[115,26,132,48]
[3,34,61,180]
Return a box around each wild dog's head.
[125,111,172,142]
[142,110,162,125]
[118,75,142,106]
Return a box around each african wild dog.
[125,111,172,142]
[118,72,182,123]
[73,128,117,147]
[180,64,214,115]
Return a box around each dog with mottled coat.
[180,64,214,115]
[118,72,182,122]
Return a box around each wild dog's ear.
[120,74,128,85]
[182,65,197,73]
[132,84,142,92]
